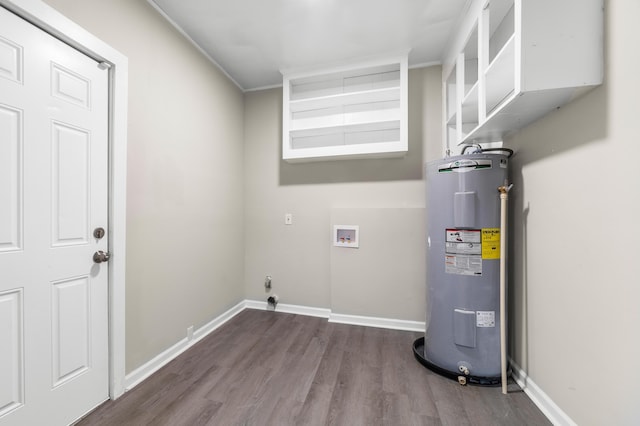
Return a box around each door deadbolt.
[93,227,106,239]
[93,250,111,263]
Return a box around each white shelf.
[289,120,401,151]
[286,139,406,162]
[289,87,400,113]
[461,121,480,138]
[290,101,401,132]
[446,112,457,127]
[290,119,400,139]
[283,57,408,162]
[461,81,479,124]
[442,0,603,149]
[488,0,515,63]
[445,66,457,123]
[290,65,400,100]
[485,34,515,115]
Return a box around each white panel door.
[0,5,109,425]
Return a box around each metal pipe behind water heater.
[413,153,510,386]
[498,183,512,394]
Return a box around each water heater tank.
[415,153,509,385]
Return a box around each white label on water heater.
[476,311,495,327]
[445,254,482,275]
[446,229,481,244]
[445,229,482,275]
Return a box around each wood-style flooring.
[76,309,550,425]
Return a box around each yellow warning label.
[481,228,501,259]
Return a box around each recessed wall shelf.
[283,57,408,162]
[443,0,603,150]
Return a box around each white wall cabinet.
[283,57,407,162]
[443,0,603,150]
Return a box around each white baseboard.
[244,300,425,332]
[510,358,576,426]
[244,300,331,318]
[124,300,245,391]
[329,312,425,332]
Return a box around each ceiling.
[148,0,470,91]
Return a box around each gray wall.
[44,0,246,373]
[330,208,425,321]
[243,67,442,321]
[506,0,640,424]
[38,2,639,423]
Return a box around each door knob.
[93,250,111,263]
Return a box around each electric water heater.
[414,152,509,385]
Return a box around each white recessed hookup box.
[333,225,359,248]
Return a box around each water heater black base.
[412,337,502,387]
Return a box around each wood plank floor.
[76,309,550,425]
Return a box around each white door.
[0,6,109,425]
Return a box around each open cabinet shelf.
[443,0,603,150]
[283,57,408,162]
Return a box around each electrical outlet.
[285,213,293,225]
[187,325,194,341]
